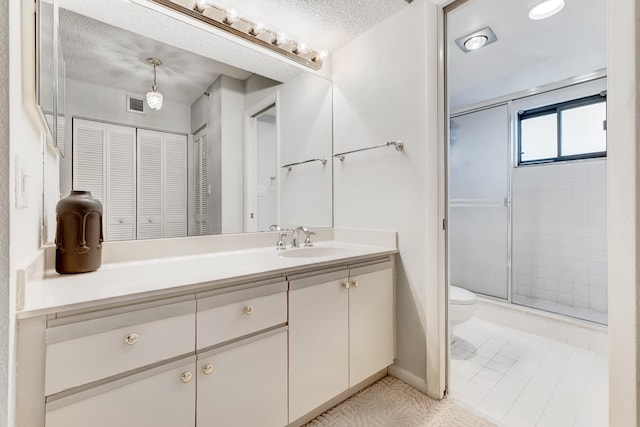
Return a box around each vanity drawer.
[45,300,196,396]
[197,279,287,349]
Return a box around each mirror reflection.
[51,0,333,242]
[36,0,57,147]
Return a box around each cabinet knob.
[203,363,214,375]
[181,371,193,383]
[118,218,124,224]
[351,280,359,288]
[342,282,350,289]
[124,333,139,345]
[243,305,254,315]
[148,217,153,223]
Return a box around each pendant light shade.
[146,58,163,111]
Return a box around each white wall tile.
[513,159,607,322]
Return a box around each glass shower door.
[449,104,510,299]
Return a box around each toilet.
[449,285,477,337]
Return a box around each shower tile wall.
[512,159,607,321]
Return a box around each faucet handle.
[276,230,289,250]
[303,230,316,247]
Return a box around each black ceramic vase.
[55,190,104,274]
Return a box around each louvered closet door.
[73,118,105,208]
[194,131,208,236]
[137,129,163,240]
[106,125,136,241]
[163,133,187,238]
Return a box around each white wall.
[279,72,333,229]
[220,76,245,234]
[6,1,58,425]
[0,1,9,425]
[333,1,441,395]
[192,75,245,235]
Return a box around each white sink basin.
[278,247,345,258]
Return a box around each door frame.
[438,0,638,424]
[243,93,279,232]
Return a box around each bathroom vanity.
[15,230,397,427]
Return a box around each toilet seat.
[450,286,476,305]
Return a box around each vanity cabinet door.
[196,329,288,427]
[288,269,349,422]
[46,357,196,427]
[348,263,394,386]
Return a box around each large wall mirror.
[41,0,333,243]
[36,0,66,156]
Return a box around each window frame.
[517,93,607,165]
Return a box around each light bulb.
[296,42,308,54]
[146,90,163,110]
[464,35,488,51]
[195,0,213,10]
[319,49,328,59]
[252,22,265,34]
[225,9,239,23]
[529,0,565,20]
[277,33,288,45]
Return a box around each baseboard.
[388,365,427,394]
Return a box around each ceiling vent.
[126,95,146,114]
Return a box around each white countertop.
[17,240,397,319]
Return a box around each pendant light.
[146,58,163,111]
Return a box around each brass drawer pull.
[243,305,254,315]
[181,371,193,383]
[124,333,139,345]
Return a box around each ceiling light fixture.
[145,58,163,111]
[464,35,488,51]
[528,0,565,20]
[149,0,327,70]
[455,27,497,53]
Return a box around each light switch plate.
[15,155,29,209]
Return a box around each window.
[518,94,607,165]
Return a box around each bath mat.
[304,375,496,427]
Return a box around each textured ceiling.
[448,0,607,110]
[211,0,409,53]
[59,9,252,105]
[57,0,410,107]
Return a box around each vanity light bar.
[150,0,325,70]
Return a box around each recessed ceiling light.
[529,0,565,20]
[464,35,488,51]
[454,27,497,53]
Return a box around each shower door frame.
[449,101,515,303]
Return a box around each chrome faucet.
[275,230,289,250]
[291,226,316,248]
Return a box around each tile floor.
[449,318,608,427]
